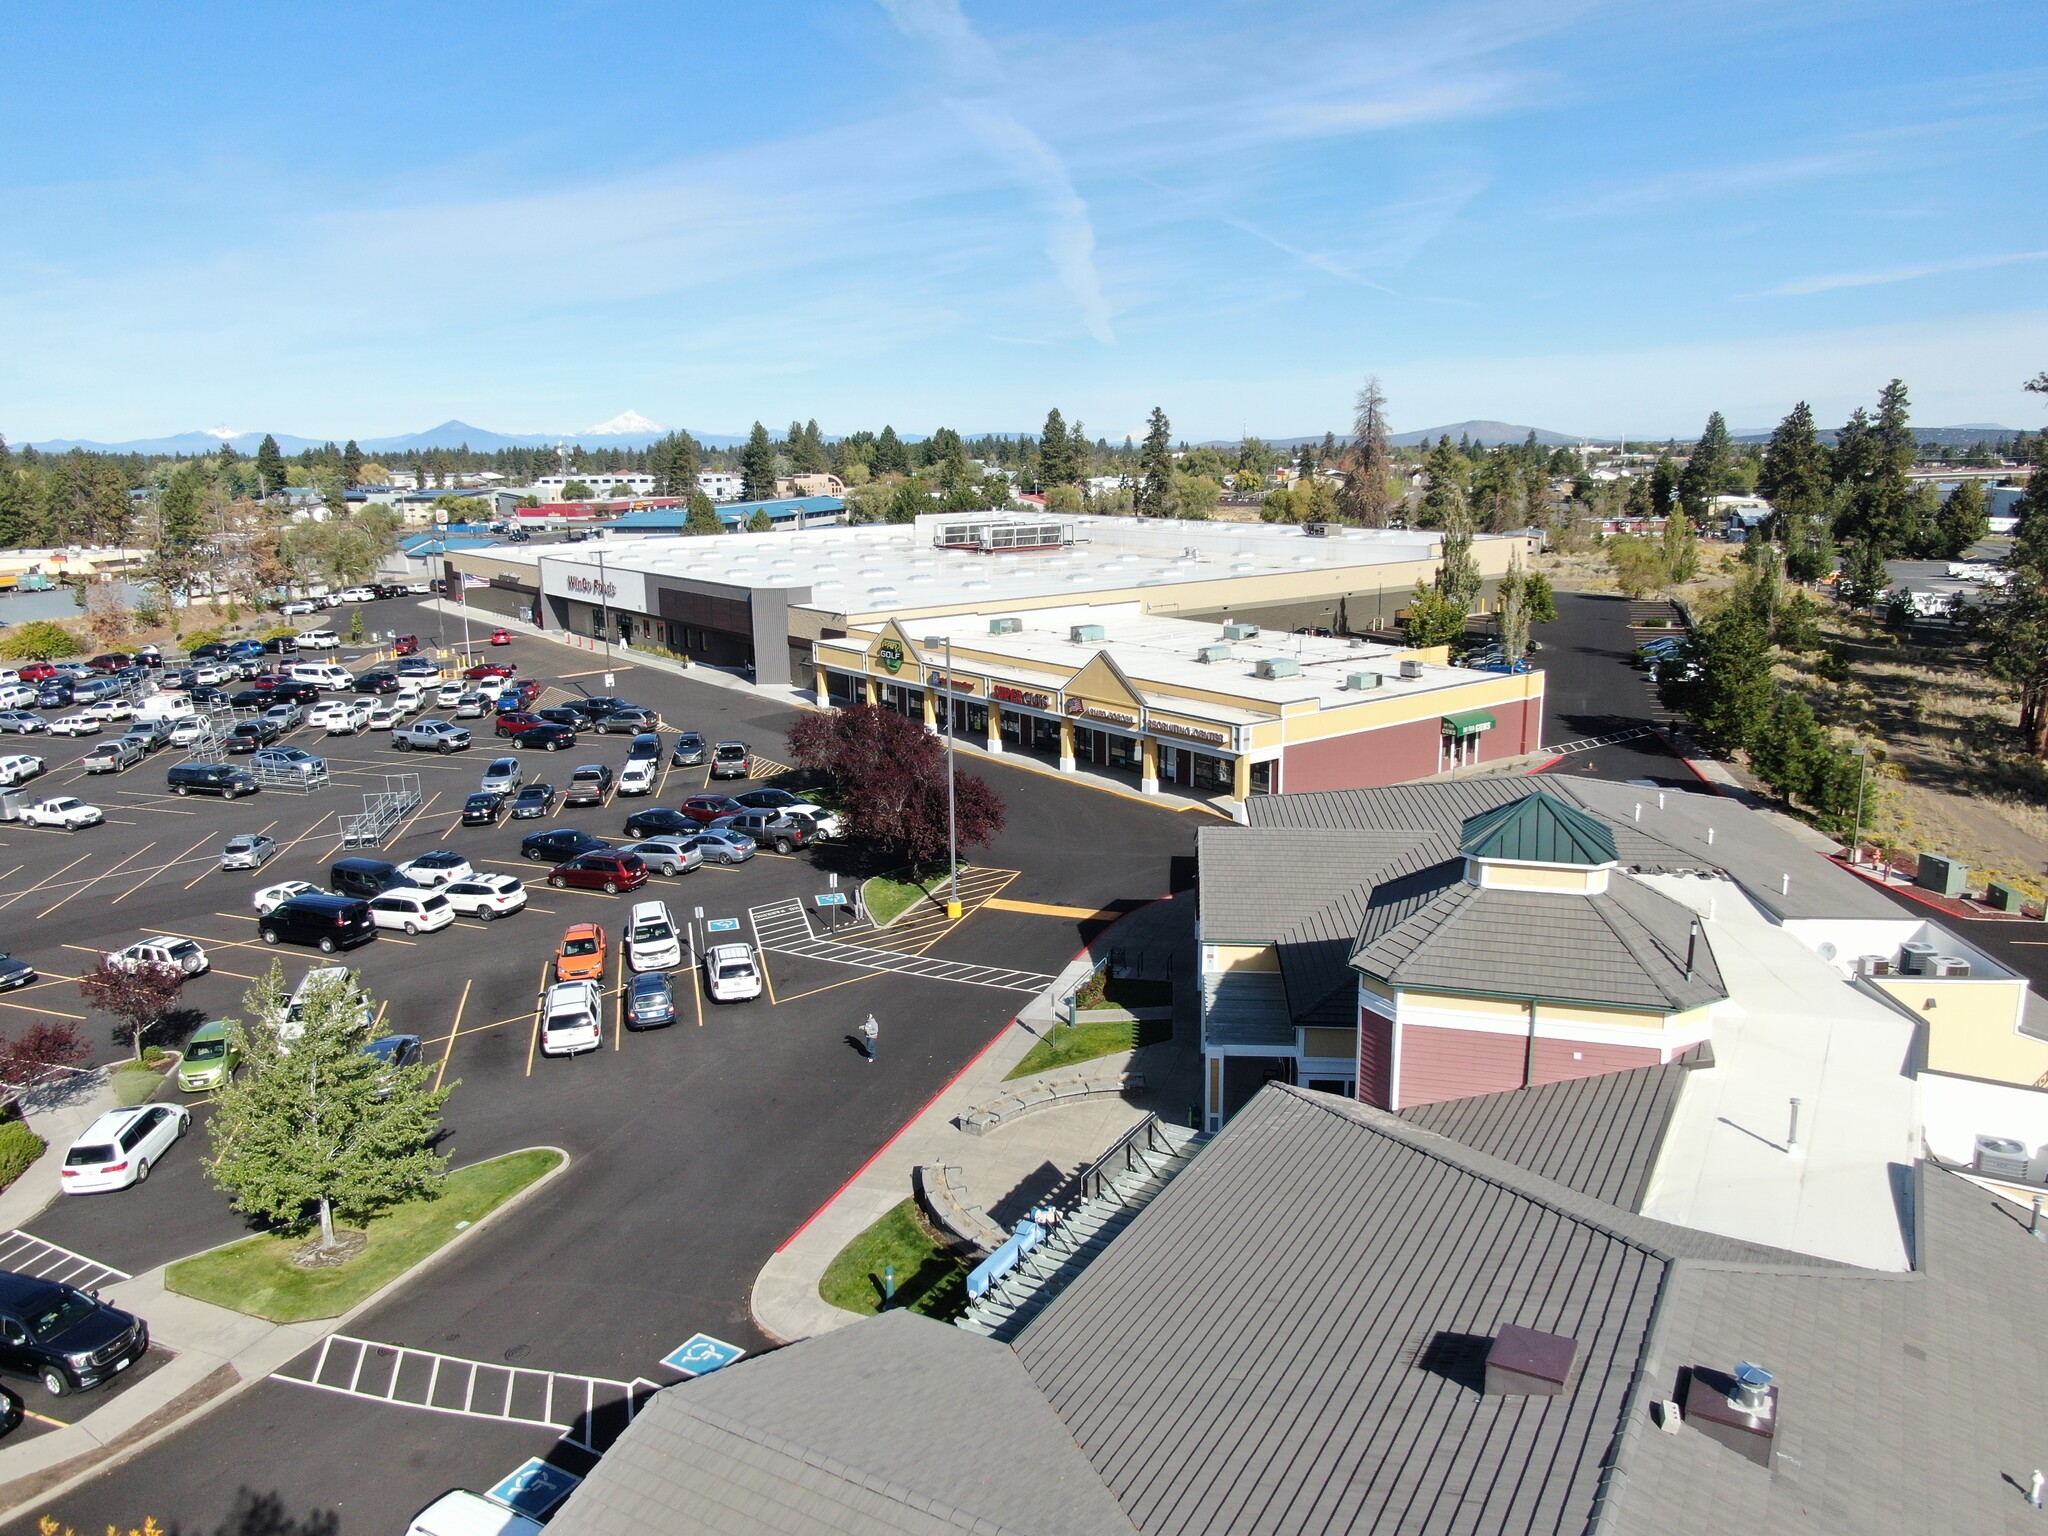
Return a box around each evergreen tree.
[1295,443,1316,483]
[747,508,773,532]
[1433,509,1481,606]
[1417,437,1469,529]
[873,425,909,477]
[1757,401,1830,542]
[205,966,452,1254]
[1038,408,1074,486]
[1497,552,1530,660]
[1749,692,1826,804]
[1340,375,1397,526]
[153,464,210,607]
[685,490,725,536]
[651,431,702,497]
[1646,454,1679,517]
[1672,604,1775,751]
[1677,411,1732,520]
[1068,421,1089,479]
[740,423,777,501]
[255,434,287,498]
[1837,538,1891,610]
[341,440,364,488]
[1986,465,2048,753]
[1138,407,1174,516]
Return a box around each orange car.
[554,922,608,982]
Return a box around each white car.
[625,900,682,973]
[189,661,230,685]
[435,682,468,709]
[83,698,136,723]
[540,979,604,1056]
[296,629,342,650]
[254,879,324,916]
[336,586,378,603]
[441,873,528,920]
[395,850,473,888]
[47,713,102,737]
[368,889,455,935]
[705,942,763,1002]
[0,754,44,788]
[111,936,209,975]
[279,599,319,616]
[60,1104,192,1194]
[167,716,209,747]
[322,699,374,735]
[19,797,103,829]
[616,758,658,796]
[305,700,349,731]
[367,701,402,730]
[0,683,37,709]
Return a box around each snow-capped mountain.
[583,410,666,437]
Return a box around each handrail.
[1079,1112,1165,1203]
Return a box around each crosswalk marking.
[276,1334,662,1453]
[0,1230,130,1292]
[748,899,1054,994]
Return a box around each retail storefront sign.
[1066,697,1139,728]
[1147,713,1230,747]
[926,672,981,695]
[876,640,905,674]
[992,684,1053,711]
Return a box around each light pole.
[925,634,960,919]
[1849,746,1870,866]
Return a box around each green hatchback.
[176,1021,240,1092]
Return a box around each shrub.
[0,620,83,662]
[0,1122,46,1191]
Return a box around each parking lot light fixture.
[924,635,960,920]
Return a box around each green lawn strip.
[0,1122,44,1193]
[1005,1015,1172,1080]
[112,1060,170,1107]
[818,1198,970,1322]
[861,866,947,927]
[1070,972,1173,1012]
[166,1149,563,1323]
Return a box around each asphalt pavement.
[1530,589,1706,789]
[0,598,1198,1535]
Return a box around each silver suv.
[480,758,523,798]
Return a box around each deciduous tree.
[785,705,1004,868]
[0,619,81,661]
[1401,582,1468,649]
[77,957,188,1060]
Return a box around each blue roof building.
[609,496,843,534]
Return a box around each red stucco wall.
[1395,1019,1665,1108]
[1279,695,1543,793]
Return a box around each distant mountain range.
[23,415,745,456]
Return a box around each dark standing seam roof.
[1012,1086,1808,1536]
[1399,1064,1685,1211]
[1196,827,1452,945]
[1458,790,1620,866]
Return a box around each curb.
[0,1146,572,1528]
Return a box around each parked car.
[563,695,629,721]
[616,758,659,797]
[521,828,609,863]
[614,837,703,877]
[258,893,377,953]
[395,850,473,888]
[261,700,306,730]
[391,635,420,657]
[253,879,324,916]
[593,707,659,735]
[227,719,282,752]
[0,711,47,735]
[718,811,817,855]
[461,791,505,826]
[709,741,750,779]
[540,980,603,1058]
[121,720,171,753]
[353,670,401,694]
[684,829,755,865]
[19,797,104,829]
[165,717,207,748]
[249,747,325,784]
[553,922,608,981]
[176,1021,241,1092]
[493,711,545,738]
[563,764,614,806]
[510,783,559,819]
[549,851,647,894]
[278,599,318,616]
[440,873,528,921]
[625,731,663,761]
[81,739,143,775]
[453,693,490,719]
[368,889,455,936]
[392,720,471,754]
[111,936,209,976]
[626,971,676,1030]
[61,1105,192,1196]
[534,707,584,730]
[625,900,682,972]
[0,954,36,991]
[498,678,542,708]
[395,658,440,680]
[622,807,697,838]
[0,1269,149,1397]
[166,762,259,798]
[220,833,279,871]
[294,629,341,650]
[434,682,468,709]
[704,943,763,1002]
[46,713,101,737]
[516,723,577,752]
[361,1034,424,1091]
[733,788,841,835]
[462,661,515,683]
[680,795,747,825]
[0,754,44,788]
[318,700,375,735]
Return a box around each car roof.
[563,921,602,938]
[188,1019,229,1040]
[708,942,751,960]
[629,900,668,920]
[80,1106,154,1139]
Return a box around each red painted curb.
[770,892,1177,1255]
[1527,754,1565,774]
[1655,728,1727,795]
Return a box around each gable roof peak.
[1460,789,1620,867]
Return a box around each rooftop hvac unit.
[1254,657,1302,680]
[1855,955,1893,977]
[1400,658,1423,680]
[1223,622,1261,641]
[1932,956,1973,977]
[1899,941,1939,976]
[988,617,1022,635]
[1303,522,1328,538]
[1069,624,1107,644]
[1347,672,1382,692]
[1198,644,1233,664]
[1973,1135,2032,1181]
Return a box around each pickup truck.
[391,720,472,755]
[82,738,144,774]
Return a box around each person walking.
[861,1014,879,1064]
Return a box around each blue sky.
[3,0,2044,444]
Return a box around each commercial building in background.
[697,470,744,500]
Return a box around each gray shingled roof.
[1195,826,1448,944]
[1400,1063,1686,1211]
[546,1309,1135,1536]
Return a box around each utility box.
[1988,880,2029,915]
[1916,853,1968,898]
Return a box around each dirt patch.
[290,1229,368,1269]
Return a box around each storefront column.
[985,700,1003,754]
[921,689,937,732]
[814,670,830,708]
[1140,735,1160,795]
[863,676,878,706]
[1058,718,1077,773]
[1232,754,1253,800]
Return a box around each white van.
[404,1491,543,1536]
[289,662,355,690]
[136,694,196,724]
[273,966,370,1046]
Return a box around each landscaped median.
[818,1198,970,1322]
[860,866,949,927]
[1007,970,1173,1079]
[164,1148,564,1323]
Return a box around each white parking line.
[0,1230,130,1291]
[747,899,1055,993]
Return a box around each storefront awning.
[1442,709,1496,739]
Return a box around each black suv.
[354,670,401,693]
[564,696,631,721]
[0,1270,148,1397]
[626,732,663,761]
[520,828,610,863]
[516,723,576,752]
[257,894,375,952]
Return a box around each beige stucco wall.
[1881,978,2044,1083]
[1204,944,1280,972]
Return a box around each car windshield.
[27,1290,98,1341]
[631,921,671,942]
[563,937,599,956]
[187,1038,226,1062]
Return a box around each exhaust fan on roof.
[1400,659,1423,679]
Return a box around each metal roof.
[1459,789,1620,866]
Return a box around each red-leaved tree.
[77,959,189,1060]
[0,1020,92,1095]
[787,705,1004,867]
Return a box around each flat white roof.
[868,604,1505,717]
[458,513,1495,611]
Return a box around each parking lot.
[0,598,1199,1534]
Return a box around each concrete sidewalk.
[750,895,1199,1344]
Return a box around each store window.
[1249,760,1277,795]
[1191,752,1232,792]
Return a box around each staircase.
[956,1116,1206,1342]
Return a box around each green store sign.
[876,641,905,674]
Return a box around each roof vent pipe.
[1707,827,1715,845]
[1781,873,1790,895]
[1658,791,1667,809]
[1685,920,1698,984]
[1634,803,1641,821]
[1730,1364,1774,1416]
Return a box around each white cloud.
[1758,248,2048,297]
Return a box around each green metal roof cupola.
[1459,790,1620,869]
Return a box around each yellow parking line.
[754,940,778,1006]
[0,997,85,1020]
[980,897,1118,920]
[771,972,880,1007]
[525,963,549,1076]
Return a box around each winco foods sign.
[542,561,647,614]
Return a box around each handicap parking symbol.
[661,1332,746,1377]
[487,1457,583,1520]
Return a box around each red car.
[464,661,516,682]
[392,634,420,657]
[548,851,647,894]
[681,794,747,825]
[87,653,135,673]
[490,629,512,646]
[494,711,546,737]
[16,663,59,684]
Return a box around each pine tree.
[1340,375,1397,526]
[1138,407,1175,516]
[740,423,777,502]
[1677,412,1731,520]
[1433,509,1481,605]
[1417,437,1468,529]
[1838,538,1891,610]
[747,508,773,532]
[1987,465,2048,753]
[1646,455,1679,517]
[205,966,451,1253]
[255,434,287,499]
[1757,402,1830,544]
[1038,409,1074,486]
[873,426,908,477]
[341,440,364,489]
[685,490,725,536]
